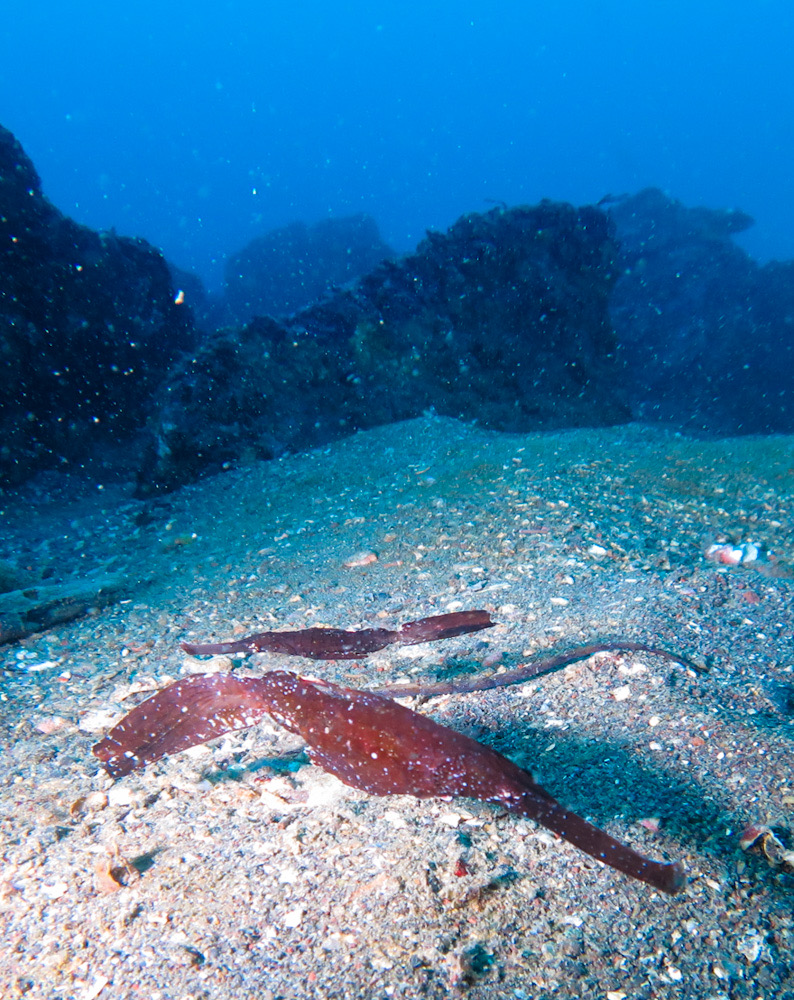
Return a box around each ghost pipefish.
[180,609,702,692]
[180,609,495,659]
[93,670,685,895]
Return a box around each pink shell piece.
[739,824,769,851]
[706,543,748,565]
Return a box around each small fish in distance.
[180,609,494,659]
[93,670,685,895]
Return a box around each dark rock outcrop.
[0,124,196,484]
[223,214,395,325]
[137,201,628,492]
[608,188,794,434]
[13,116,794,500]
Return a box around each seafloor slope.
[1,416,793,999]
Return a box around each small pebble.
[107,785,137,808]
[34,715,69,734]
[181,653,233,675]
[82,973,110,999]
[343,550,378,568]
[736,933,763,963]
[83,791,109,812]
[41,881,69,900]
[79,709,121,734]
[283,907,304,928]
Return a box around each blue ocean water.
[1,0,792,290]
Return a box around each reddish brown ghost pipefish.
[180,609,495,659]
[93,670,685,895]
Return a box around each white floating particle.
[550,597,569,606]
[612,684,631,702]
[648,715,661,727]
[587,544,608,557]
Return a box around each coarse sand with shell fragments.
[1,416,794,999]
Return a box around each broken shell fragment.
[739,824,769,851]
[639,817,661,833]
[343,550,378,568]
[705,542,760,566]
[34,715,70,734]
[739,824,794,869]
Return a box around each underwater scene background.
[1,3,794,998]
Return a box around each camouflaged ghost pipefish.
[94,611,685,896]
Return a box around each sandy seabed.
[1,416,794,1000]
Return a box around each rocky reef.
[136,200,627,492]
[222,214,395,326]
[0,124,195,485]
[4,122,794,496]
[608,188,794,434]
